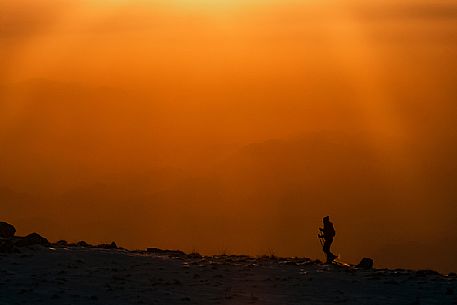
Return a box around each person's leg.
[323,239,331,263]
[323,240,330,254]
[324,238,335,263]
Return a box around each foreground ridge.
[1,246,456,305]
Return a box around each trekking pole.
[317,233,324,247]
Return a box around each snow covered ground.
[1,247,456,305]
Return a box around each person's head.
[323,216,330,223]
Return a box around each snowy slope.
[1,247,456,305]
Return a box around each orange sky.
[1,0,457,272]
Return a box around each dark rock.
[76,241,92,248]
[55,240,68,247]
[0,222,16,238]
[97,242,118,249]
[15,233,50,247]
[357,257,374,269]
[146,247,186,257]
[187,252,202,259]
[415,269,440,277]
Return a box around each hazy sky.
[1,0,457,272]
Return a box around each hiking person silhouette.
[318,216,336,263]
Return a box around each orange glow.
[1,0,457,272]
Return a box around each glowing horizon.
[1,0,457,273]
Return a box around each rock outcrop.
[15,233,50,247]
[357,257,374,269]
[76,241,93,248]
[147,247,186,257]
[0,222,16,238]
[55,240,68,247]
[97,241,118,249]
